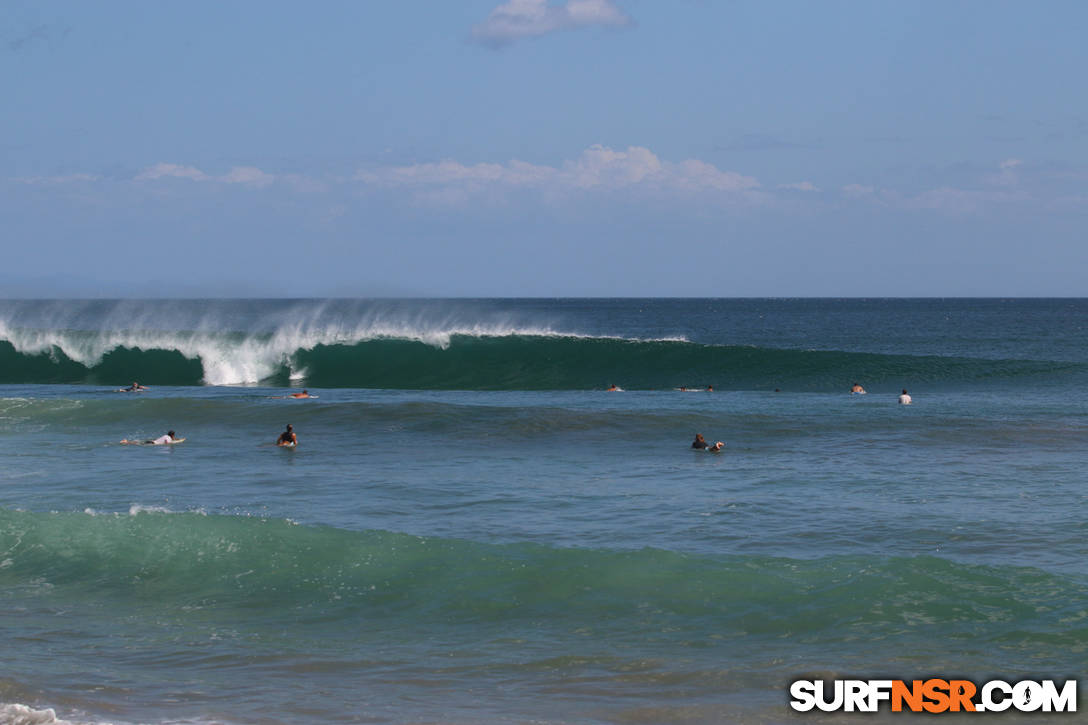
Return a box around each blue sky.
[3,0,1087,297]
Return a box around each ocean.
[0,298,1085,724]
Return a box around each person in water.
[607,384,619,392]
[851,382,866,394]
[289,390,311,399]
[898,389,912,405]
[706,385,714,392]
[123,382,148,392]
[277,424,298,446]
[121,430,177,445]
[691,434,724,452]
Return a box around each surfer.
[289,390,312,399]
[692,434,724,452]
[898,389,912,405]
[121,430,177,445]
[122,381,148,392]
[607,384,619,392]
[706,385,714,392]
[851,382,866,394]
[277,424,298,447]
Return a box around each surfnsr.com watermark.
[790,679,1077,713]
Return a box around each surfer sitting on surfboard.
[121,430,179,445]
[277,424,298,447]
[692,434,724,452]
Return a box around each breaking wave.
[0,299,1079,390]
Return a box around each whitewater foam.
[0,704,74,725]
[0,704,228,725]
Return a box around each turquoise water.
[0,299,1085,724]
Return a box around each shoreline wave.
[2,508,1085,638]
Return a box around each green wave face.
[0,340,205,385]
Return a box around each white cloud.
[840,175,1032,214]
[472,0,633,46]
[356,145,759,199]
[135,163,287,188]
[357,159,546,186]
[280,173,328,193]
[778,181,820,192]
[904,187,1027,213]
[564,144,661,187]
[14,173,100,185]
[136,163,209,182]
[19,163,287,189]
[842,183,875,197]
[221,166,276,187]
[24,154,1063,218]
[986,158,1024,187]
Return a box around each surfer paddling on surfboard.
[851,382,866,394]
[277,424,298,447]
[269,390,319,399]
[691,434,724,452]
[121,381,148,392]
[121,430,181,445]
